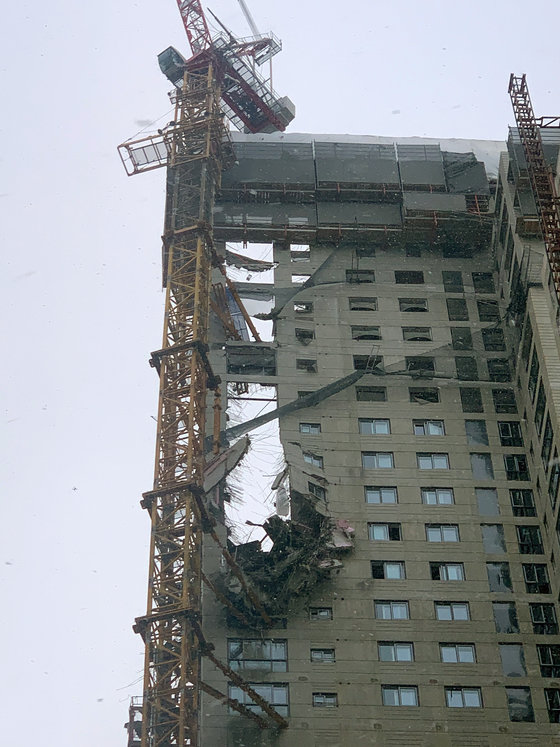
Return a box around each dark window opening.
[482,328,506,351]
[295,328,314,344]
[455,356,478,381]
[406,356,435,377]
[492,389,517,414]
[409,387,439,404]
[535,382,547,435]
[356,386,386,402]
[477,299,500,321]
[530,603,558,635]
[472,272,495,293]
[442,271,464,293]
[349,297,377,311]
[451,327,473,350]
[399,297,428,312]
[510,489,536,517]
[351,325,381,341]
[447,298,469,321]
[395,270,424,285]
[402,326,432,342]
[346,269,375,284]
[296,358,317,373]
[353,354,383,372]
[516,525,543,554]
[538,646,560,677]
[460,388,483,413]
[498,421,523,447]
[528,350,540,402]
[505,454,530,482]
[523,564,550,594]
[541,414,554,469]
[488,359,511,382]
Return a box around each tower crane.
[120,3,294,746]
[508,74,560,304]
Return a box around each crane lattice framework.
[508,74,560,304]
[120,3,294,746]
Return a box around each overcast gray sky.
[2,1,559,744]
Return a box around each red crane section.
[176,0,212,53]
[509,74,560,303]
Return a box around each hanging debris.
[209,492,355,628]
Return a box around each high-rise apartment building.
[194,130,560,746]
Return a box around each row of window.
[308,269,496,292]
[295,296,500,321]
[295,325,507,351]
[348,355,512,383]
[310,601,559,634]
[367,521,545,557]
[228,682,560,722]
[301,418,524,445]
[228,637,560,678]
[370,559,547,585]
[355,450,530,479]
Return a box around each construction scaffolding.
[509,74,560,305]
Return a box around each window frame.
[417,452,450,470]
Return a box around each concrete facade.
[199,132,560,746]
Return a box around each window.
[349,296,377,311]
[399,297,428,312]
[228,640,287,672]
[381,686,419,707]
[303,451,323,468]
[504,455,530,481]
[405,245,421,257]
[451,327,473,350]
[535,382,547,435]
[531,604,559,634]
[310,648,335,663]
[481,524,506,553]
[455,357,478,381]
[523,564,551,593]
[470,453,494,480]
[308,482,326,500]
[295,328,314,344]
[465,420,488,446]
[359,418,390,435]
[296,358,317,372]
[228,683,289,717]
[378,642,414,662]
[417,453,449,470]
[422,488,454,505]
[435,602,470,621]
[440,644,475,663]
[486,562,513,592]
[506,687,535,722]
[442,270,464,293]
[413,420,445,436]
[445,687,482,708]
[402,326,432,341]
[460,388,483,413]
[430,562,464,581]
[294,301,313,314]
[290,246,310,262]
[300,422,321,435]
[426,524,460,542]
[309,607,332,621]
[549,451,560,508]
[346,269,375,284]
[493,602,519,633]
[541,414,554,468]
[487,358,511,382]
[395,270,424,284]
[477,299,500,321]
[351,325,381,341]
[510,489,536,517]
[405,356,435,376]
[362,452,394,469]
[409,387,439,403]
[353,354,383,371]
[482,328,506,351]
[545,689,560,723]
[356,246,376,258]
[498,422,523,447]
[365,486,398,504]
[356,386,386,402]
[492,388,517,414]
[528,349,540,402]
[472,272,495,293]
[538,645,560,677]
[374,601,410,620]
[312,692,338,708]
[371,561,406,580]
[516,526,543,554]
[369,523,402,541]
[446,298,469,321]
[476,488,500,516]
[499,644,527,677]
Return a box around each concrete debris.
[213,494,354,627]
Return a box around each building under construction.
[119,4,560,745]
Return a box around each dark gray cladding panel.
[403,192,467,212]
[397,143,446,187]
[317,202,402,226]
[314,141,400,185]
[221,141,315,187]
[508,127,560,170]
[443,152,490,195]
[214,202,316,227]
